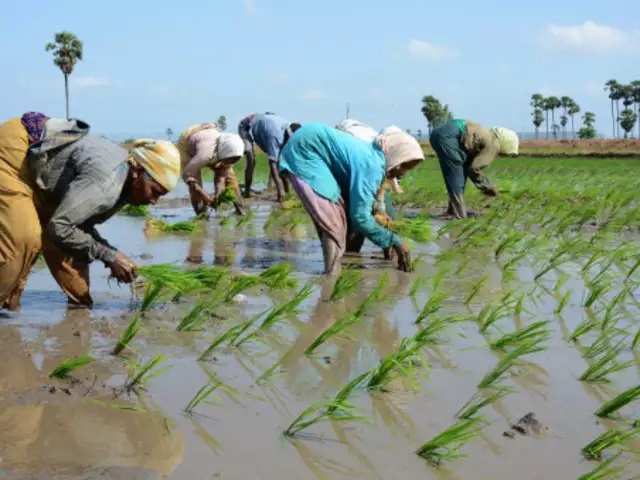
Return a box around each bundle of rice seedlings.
[49,356,96,379]
[578,452,625,480]
[214,187,236,207]
[222,275,262,303]
[329,268,363,302]
[125,355,171,393]
[198,320,256,361]
[489,321,551,351]
[388,218,433,243]
[184,374,235,415]
[259,262,298,290]
[145,217,200,233]
[595,384,640,418]
[113,314,142,356]
[120,205,149,217]
[137,264,202,295]
[581,427,639,460]
[580,341,632,383]
[478,339,547,388]
[455,386,513,420]
[177,299,217,332]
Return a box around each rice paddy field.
[1,151,640,480]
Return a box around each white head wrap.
[129,139,181,192]
[490,127,519,155]
[374,125,424,173]
[335,119,378,142]
[216,133,245,162]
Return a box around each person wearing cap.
[238,112,300,202]
[178,122,246,216]
[279,123,424,275]
[429,119,519,219]
[0,113,181,310]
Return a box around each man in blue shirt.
[238,112,300,202]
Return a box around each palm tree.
[45,32,83,120]
[578,112,597,139]
[530,93,545,138]
[619,109,637,139]
[567,101,581,139]
[545,97,561,138]
[632,80,640,139]
[532,109,544,139]
[560,96,573,140]
[582,111,596,127]
[604,79,620,138]
[166,128,173,141]
[417,129,423,140]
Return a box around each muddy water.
[2,188,640,480]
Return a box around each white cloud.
[72,75,110,88]
[540,21,640,55]
[407,39,458,60]
[243,0,258,15]
[299,90,326,101]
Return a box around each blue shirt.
[239,113,290,162]
[279,123,401,249]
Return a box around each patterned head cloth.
[129,139,181,191]
[374,125,424,173]
[490,127,519,155]
[216,133,245,162]
[21,112,49,144]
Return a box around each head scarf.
[374,125,424,173]
[21,112,49,144]
[216,133,245,161]
[490,127,519,155]
[129,139,181,192]
[335,119,378,143]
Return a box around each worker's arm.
[463,123,499,195]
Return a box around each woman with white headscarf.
[429,119,519,219]
[178,123,246,216]
[279,123,424,275]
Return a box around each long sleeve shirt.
[460,120,500,193]
[279,123,401,249]
[32,134,131,265]
[239,113,291,162]
[180,127,223,182]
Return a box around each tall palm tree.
[532,109,544,139]
[604,79,620,138]
[166,128,173,141]
[560,96,573,140]
[544,97,561,139]
[567,100,581,139]
[45,32,83,120]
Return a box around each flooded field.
[2,158,640,480]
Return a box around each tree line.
[603,80,640,139]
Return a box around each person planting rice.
[0,113,180,311]
[238,112,301,201]
[335,118,403,246]
[429,119,519,219]
[279,122,424,275]
[178,122,246,216]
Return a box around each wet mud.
[1,183,639,480]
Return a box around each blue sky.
[1,0,639,139]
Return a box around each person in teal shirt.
[279,123,424,274]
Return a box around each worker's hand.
[393,242,412,272]
[235,204,245,216]
[109,252,138,284]
[383,247,395,260]
[484,185,498,197]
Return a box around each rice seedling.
[584,335,612,359]
[570,319,600,342]
[113,314,142,356]
[235,207,255,227]
[222,275,262,303]
[583,280,611,308]
[632,327,640,350]
[489,321,551,351]
[125,355,171,393]
[137,264,202,295]
[455,386,513,420]
[235,282,314,346]
[582,427,639,460]
[477,303,511,333]
[494,231,525,260]
[145,217,200,233]
[366,331,431,392]
[625,256,640,283]
[415,292,448,324]
[580,342,633,383]
[601,287,630,332]
[120,204,149,217]
[188,266,227,291]
[577,452,625,480]
[329,268,363,302]
[478,340,548,388]
[554,289,572,315]
[465,275,489,305]
[219,215,232,227]
[184,374,234,415]
[595,384,640,418]
[90,399,146,412]
[414,315,465,346]
[415,416,484,467]
[198,320,256,361]
[409,276,426,297]
[259,262,298,290]
[176,299,217,332]
[304,312,363,356]
[216,186,237,205]
[49,355,96,379]
[283,373,369,438]
[139,281,166,313]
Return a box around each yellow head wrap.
[129,139,181,192]
[490,127,519,155]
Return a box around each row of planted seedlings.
[421,180,640,477]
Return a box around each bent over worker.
[238,112,300,202]
[178,123,245,216]
[279,123,424,275]
[0,113,180,310]
[429,119,519,219]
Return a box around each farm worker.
[178,122,245,216]
[238,112,301,201]
[0,113,180,311]
[279,123,424,275]
[335,118,403,248]
[430,119,519,219]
